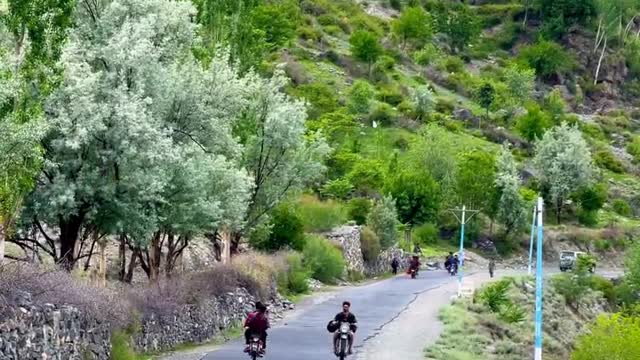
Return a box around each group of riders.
[242,252,464,357]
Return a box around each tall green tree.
[475,82,496,123]
[349,30,383,77]
[367,195,399,249]
[516,103,552,142]
[456,151,498,219]
[392,6,432,49]
[495,144,527,240]
[534,123,595,223]
[386,169,441,226]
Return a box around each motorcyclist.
[445,252,454,271]
[408,255,421,275]
[391,257,399,275]
[452,254,459,273]
[331,301,358,355]
[244,301,270,354]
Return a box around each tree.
[503,63,535,111]
[536,0,596,38]
[475,82,496,123]
[517,41,574,79]
[533,123,595,223]
[386,170,441,226]
[495,144,527,239]
[515,103,552,142]
[348,80,375,114]
[367,195,399,249]
[436,5,481,53]
[253,203,305,252]
[572,314,640,360]
[456,151,498,218]
[576,183,607,226]
[235,68,330,253]
[21,0,253,274]
[349,30,383,77]
[392,6,432,49]
[412,86,435,121]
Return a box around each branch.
[8,237,56,259]
[34,219,56,255]
[172,128,210,153]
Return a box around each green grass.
[421,241,459,258]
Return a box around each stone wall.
[1,289,294,359]
[323,226,365,274]
[364,246,411,276]
[0,295,111,360]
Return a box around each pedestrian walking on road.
[391,257,399,275]
[489,259,495,278]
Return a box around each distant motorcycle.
[409,267,418,279]
[448,265,458,276]
[334,322,351,360]
[246,333,264,359]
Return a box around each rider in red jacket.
[244,302,270,354]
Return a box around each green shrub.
[517,41,574,78]
[376,55,396,71]
[320,178,353,200]
[413,44,439,66]
[277,252,310,295]
[376,85,404,106]
[347,197,372,225]
[253,203,305,252]
[476,279,510,312]
[594,149,625,173]
[290,83,339,119]
[589,275,616,305]
[578,209,598,227]
[297,26,322,41]
[498,303,526,324]
[348,80,375,114]
[438,55,465,73]
[553,273,590,308]
[626,136,640,162]
[369,103,396,126]
[515,103,551,142]
[360,226,382,262]
[414,223,438,246]
[571,314,640,360]
[297,195,347,232]
[367,195,399,249]
[111,331,138,360]
[613,199,633,217]
[303,235,345,283]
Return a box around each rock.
[323,226,365,275]
[452,108,476,123]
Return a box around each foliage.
[412,44,440,66]
[392,6,433,48]
[360,226,382,262]
[571,314,640,360]
[536,0,596,38]
[386,170,441,226]
[346,159,385,195]
[626,136,640,162]
[302,235,345,283]
[502,63,535,109]
[349,30,383,70]
[515,103,552,142]
[296,195,347,233]
[348,80,375,114]
[625,243,640,295]
[499,303,526,324]
[277,252,310,295]
[476,279,511,312]
[495,144,528,238]
[433,4,481,52]
[111,331,140,360]
[578,184,608,212]
[594,149,625,173]
[414,223,439,246]
[261,203,306,252]
[543,89,568,124]
[367,195,399,249]
[291,83,339,119]
[321,178,353,200]
[475,82,496,117]
[533,123,595,223]
[553,273,591,308]
[412,86,435,121]
[456,150,498,217]
[613,199,633,217]
[347,198,372,225]
[369,103,396,126]
[517,41,574,78]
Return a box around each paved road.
[202,270,456,360]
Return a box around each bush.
[296,195,347,232]
[376,55,396,71]
[360,226,382,262]
[594,149,625,173]
[589,275,616,305]
[303,235,345,283]
[498,303,526,324]
[376,85,404,106]
[412,44,439,66]
[571,314,640,360]
[369,103,396,126]
[517,41,573,79]
[613,199,633,217]
[476,279,510,312]
[438,55,465,73]
[259,203,306,251]
[515,103,551,142]
[320,178,353,200]
[627,136,640,162]
[277,252,310,296]
[367,195,399,249]
[111,331,138,360]
[578,209,599,227]
[347,197,372,225]
[414,223,438,246]
[348,80,375,114]
[553,273,590,308]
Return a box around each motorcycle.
[448,265,458,276]
[246,333,264,359]
[334,321,351,360]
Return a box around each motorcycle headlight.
[340,323,350,332]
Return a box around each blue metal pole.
[534,197,544,360]
[528,205,537,275]
[457,205,466,297]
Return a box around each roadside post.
[534,197,544,360]
[448,205,479,297]
[528,204,537,275]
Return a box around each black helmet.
[255,301,267,313]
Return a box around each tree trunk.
[165,235,189,277]
[148,232,162,282]
[118,234,126,281]
[59,213,85,271]
[230,231,243,255]
[124,248,138,283]
[98,235,107,288]
[83,233,98,272]
[556,199,562,224]
[594,37,607,86]
[0,221,6,266]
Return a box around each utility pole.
[449,205,479,297]
[528,204,537,275]
[534,197,544,360]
